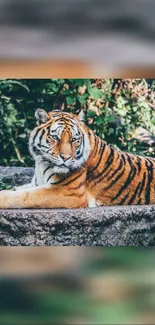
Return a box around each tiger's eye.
[72,137,80,143]
[53,135,58,140]
[49,135,59,141]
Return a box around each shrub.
[0,78,155,167]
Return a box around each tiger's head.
[29,109,91,174]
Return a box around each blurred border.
[1,60,155,78]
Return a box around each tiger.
[0,108,155,209]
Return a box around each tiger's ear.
[77,109,85,122]
[35,109,49,125]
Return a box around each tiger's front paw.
[0,190,13,209]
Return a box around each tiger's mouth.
[38,151,86,173]
[60,162,69,167]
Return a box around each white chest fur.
[87,192,97,208]
[35,162,55,186]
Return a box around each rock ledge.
[0,167,155,246]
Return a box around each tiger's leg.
[0,185,88,209]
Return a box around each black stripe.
[46,173,55,183]
[87,141,105,176]
[35,175,38,186]
[121,154,126,163]
[101,152,120,181]
[137,197,142,204]
[94,135,98,147]
[38,128,45,144]
[101,167,113,180]
[44,125,50,137]
[32,128,41,145]
[92,136,99,158]
[147,157,155,164]
[107,154,124,181]
[57,117,75,127]
[127,182,142,205]
[117,192,129,205]
[93,136,99,157]
[92,146,115,183]
[62,171,84,186]
[31,146,40,156]
[145,159,153,204]
[112,154,137,202]
[43,166,51,176]
[38,144,49,150]
[69,180,85,190]
[136,157,142,173]
[104,168,125,191]
[76,149,81,157]
[98,153,125,187]
[76,135,84,159]
[137,172,146,198]
[51,178,66,185]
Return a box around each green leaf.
[118,110,127,117]
[84,79,91,89]
[108,127,114,135]
[88,87,103,99]
[77,93,88,104]
[126,105,131,111]
[56,79,65,84]
[63,90,73,96]
[69,79,84,87]
[76,79,85,87]
[3,80,30,92]
[87,110,97,118]
[96,117,104,125]
[47,83,59,92]
[106,115,116,123]
[66,96,76,105]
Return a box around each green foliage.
[0,78,155,167]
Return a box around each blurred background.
[0,0,155,77]
[0,78,155,169]
[0,3,155,324]
[0,247,154,324]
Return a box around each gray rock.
[0,166,34,187]
[0,205,155,246]
[0,167,155,246]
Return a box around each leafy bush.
[0,78,155,167]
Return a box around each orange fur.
[0,110,155,209]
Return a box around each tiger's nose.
[60,153,72,161]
